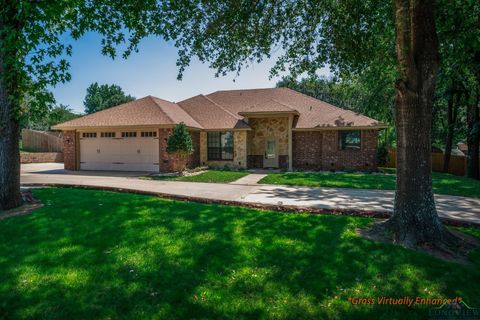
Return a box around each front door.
[264,139,279,168]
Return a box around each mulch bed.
[0,191,43,220]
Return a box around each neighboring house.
[450,148,467,157]
[457,142,468,156]
[52,88,387,172]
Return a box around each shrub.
[166,123,193,156]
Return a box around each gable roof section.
[52,96,202,130]
[150,97,202,128]
[53,88,386,131]
[177,95,250,130]
[207,87,386,129]
[238,99,299,116]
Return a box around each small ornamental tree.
[166,123,193,171]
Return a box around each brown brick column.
[159,128,200,172]
[63,130,77,170]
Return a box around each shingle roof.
[53,88,386,130]
[207,87,385,129]
[238,99,299,115]
[177,95,250,130]
[150,97,202,128]
[52,96,202,130]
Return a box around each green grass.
[144,170,249,183]
[0,188,479,319]
[259,169,480,199]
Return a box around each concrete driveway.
[20,163,480,225]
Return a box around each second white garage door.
[79,131,159,172]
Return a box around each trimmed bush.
[166,123,193,156]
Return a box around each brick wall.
[292,130,378,171]
[279,155,289,169]
[247,155,263,168]
[158,128,201,172]
[292,131,323,170]
[63,130,77,170]
[21,152,63,164]
[321,130,378,171]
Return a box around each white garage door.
[79,131,159,172]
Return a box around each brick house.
[53,88,387,172]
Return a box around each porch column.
[288,115,293,171]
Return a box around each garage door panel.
[80,135,159,172]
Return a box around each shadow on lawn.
[0,188,478,319]
[251,186,395,211]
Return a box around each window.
[339,131,361,150]
[207,131,234,160]
[141,131,157,137]
[100,132,115,138]
[82,132,97,138]
[121,131,137,138]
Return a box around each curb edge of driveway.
[21,183,480,229]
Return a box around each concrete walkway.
[230,173,267,185]
[20,163,480,225]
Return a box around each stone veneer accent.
[63,130,77,170]
[158,128,201,172]
[200,131,247,169]
[247,117,289,155]
[246,117,289,168]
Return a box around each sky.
[50,32,331,113]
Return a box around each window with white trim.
[339,131,361,150]
[100,132,115,138]
[141,131,157,137]
[82,132,97,138]
[121,132,137,138]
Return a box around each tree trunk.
[466,92,480,180]
[0,7,22,210]
[377,0,455,247]
[443,91,458,172]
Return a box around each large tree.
[0,0,161,209]
[0,0,473,249]
[154,0,461,247]
[84,82,135,114]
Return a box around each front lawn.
[0,188,479,319]
[259,169,480,199]
[144,170,249,183]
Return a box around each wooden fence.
[386,148,469,176]
[21,129,63,153]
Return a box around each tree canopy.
[1,0,478,249]
[83,82,135,114]
[24,103,79,130]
